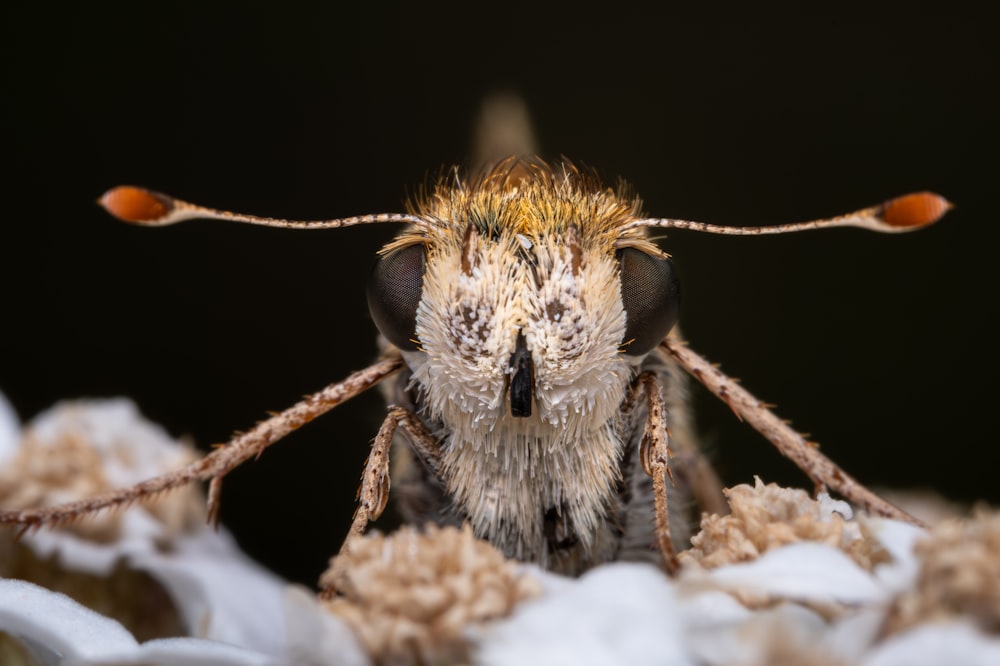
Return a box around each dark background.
[2,5,995,588]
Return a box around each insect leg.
[648,342,729,521]
[660,337,924,527]
[0,357,404,531]
[321,404,439,597]
[631,371,681,575]
[342,405,440,542]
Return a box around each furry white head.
[379,158,667,562]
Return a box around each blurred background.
[2,5,995,587]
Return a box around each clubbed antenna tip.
[878,192,953,230]
[99,186,175,225]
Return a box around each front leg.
[320,405,441,597]
[629,371,681,575]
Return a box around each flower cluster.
[1,392,998,665]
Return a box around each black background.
[2,5,995,588]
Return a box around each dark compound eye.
[617,247,680,357]
[367,243,426,351]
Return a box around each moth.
[0,99,950,586]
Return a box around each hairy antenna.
[627,192,951,234]
[99,186,434,230]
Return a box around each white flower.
[475,479,1000,665]
[0,578,276,665]
[476,562,692,666]
[4,391,999,665]
[0,392,366,664]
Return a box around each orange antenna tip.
[878,192,952,230]
[98,186,173,224]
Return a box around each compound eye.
[617,247,680,357]
[367,244,425,351]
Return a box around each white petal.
[867,517,926,594]
[685,603,826,666]
[0,578,138,661]
[824,606,886,662]
[127,529,289,653]
[281,585,370,666]
[21,512,164,576]
[863,622,1000,666]
[676,588,753,628]
[816,491,854,520]
[476,562,693,666]
[700,542,886,604]
[91,637,278,666]
[0,389,19,460]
